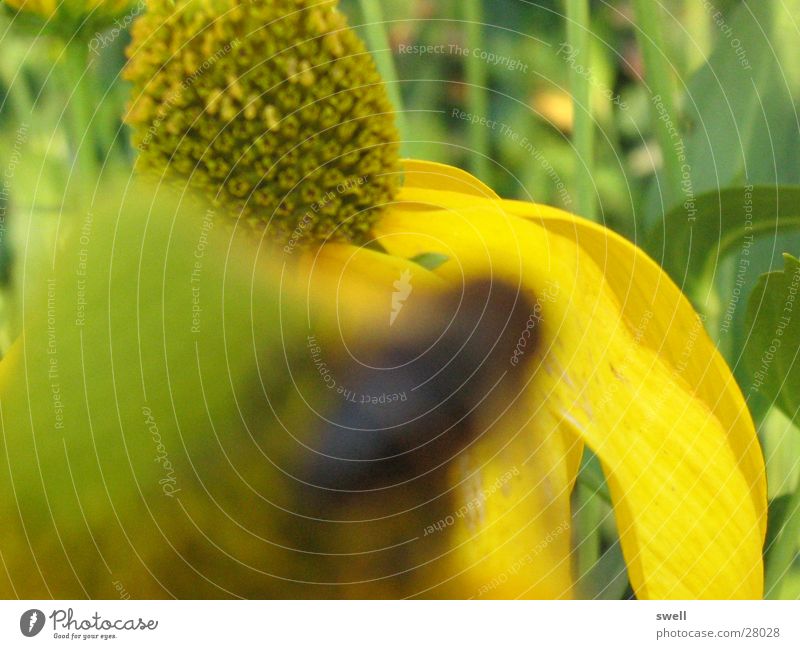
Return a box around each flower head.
[124,0,401,244]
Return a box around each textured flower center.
[124,0,401,245]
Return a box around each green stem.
[632,0,683,211]
[765,469,800,598]
[462,1,491,184]
[0,62,36,125]
[357,1,408,156]
[576,484,602,585]
[681,0,711,75]
[565,0,596,221]
[565,0,602,588]
[576,447,603,593]
[577,451,612,505]
[61,41,98,198]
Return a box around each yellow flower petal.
[502,199,767,534]
[402,159,499,199]
[291,242,447,340]
[373,182,765,598]
[398,158,766,539]
[449,403,575,599]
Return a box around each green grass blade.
[462,0,491,183]
[632,0,683,211]
[357,1,408,155]
[565,0,596,221]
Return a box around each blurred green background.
[1,0,799,598]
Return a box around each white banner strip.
[0,600,798,647]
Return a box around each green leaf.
[581,540,630,600]
[764,494,792,560]
[743,253,800,418]
[641,0,800,227]
[409,252,449,271]
[577,449,611,505]
[649,185,800,288]
[764,479,800,598]
[681,0,800,195]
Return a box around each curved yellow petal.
[402,159,500,199]
[450,403,575,599]
[290,242,447,342]
[373,193,764,599]
[401,159,765,523]
[502,199,767,538]
[398,160,766,541]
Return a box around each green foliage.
[409,252,449,271]
[651,186,800,287]
[744,254,800,418]
[681,0,800,196]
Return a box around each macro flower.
[120,0,767,599]
[0,0,765,600]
